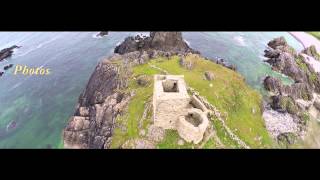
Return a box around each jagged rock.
[265,52,306,83]
[63,56,132,149]
[97,31,108,37]
[0,71,3,77]
[264,48,282,58]
[268,37,287,50]
[3,64,13,70]
[114,32,199,55]
[204,71,215,81]
[0,45,20,62]
[263,76,283,94]
[263,76,313,100]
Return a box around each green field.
[308,32,320,40]
[110,54,274,148]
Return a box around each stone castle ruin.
[153,75,209,144]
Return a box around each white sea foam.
[233,35,247,46]
[184,39,190,46]
[92,32,104,39]
[8,82,22,91]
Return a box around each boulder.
[137,75,151,86]
[204,71,215,81]
[97,31,108,37]
[267,36,287,50]
[3,64,13,70]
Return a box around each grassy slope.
[308,32,320,40]
[110,55,274,148]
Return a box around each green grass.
[110,64,160,148]
[151,55,274,148]
[110,55,274,148]
[157,130,194,149]
[308,32,320,41]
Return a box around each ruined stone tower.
[153,75,191,129]
[153,74,209,144]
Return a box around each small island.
[0,45,20,62]
[63,32,272,149]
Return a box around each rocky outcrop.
[114,32,199,55]
[262,37,320,144]
[0,45,20,62]
[97,31,108,37]
[63,55,134,149]
[264,76,313,101]
[4,64,13,70]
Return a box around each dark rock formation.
[97,31,108,37]
[0,45,20,62]
[264,76,313,101]
[0,71,3,77]
[114,32,199,55]
[4,64,13,70]
[264,37,320,100]
[63,55,134,149]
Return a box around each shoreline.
[289,32,320,52]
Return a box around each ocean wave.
[8,82,22,91]
[15,35,61,58]
[92,32,104,39]
[184,40,190,46]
